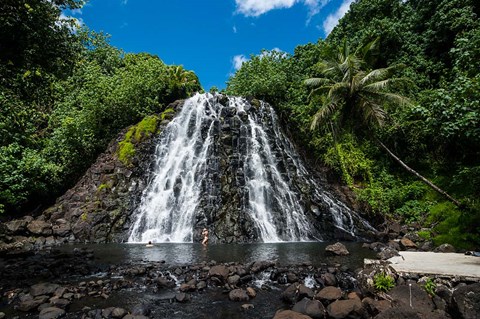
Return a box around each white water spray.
[128,93,372,243]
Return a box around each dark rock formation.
[325,242,350,256]
[0,95,377,248]
[451,283,480,319]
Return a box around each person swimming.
[146,241,154,247]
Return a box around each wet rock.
[39,307,65,319]
[54,287,67,298]
[246,287,256,298]
[179,283,195,292]
[229,289,249,302]
[208,265,229,281]
[196,281,207,290]
[175,292,190,303]
[241,304,254,310]
[49,297,70,309]
[157,292,176,302]
[228,275,241,286]
[273,310,313,319]
[292,297,326,319]
[451,283,480,319]
[156,277,175,288]
[31,283,60,297]
[250,260,275,273]
[327,299,364,319]
[287,272,299,283]
[111,307,128,318]
[325,242,349,256]
[321,273,337,286]
[282,284,315,304]
[123,315,150,319]
[434,244,456,253]
[18,295,49,312]
[316,286,342,301]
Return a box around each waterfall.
[128,93,374,243]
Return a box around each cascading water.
[128,93,375,243]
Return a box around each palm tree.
[305,39,461,207]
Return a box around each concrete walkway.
[388,251,480,278]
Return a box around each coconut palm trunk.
[376,140,462,207]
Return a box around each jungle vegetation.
[0,0,200,216]
[227,0,480,248]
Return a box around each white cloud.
[233,25,237,33]
[58,13,84,33]
[235,0,330,18]
[70,8,82,15]
[232,55,248,70]
[322,0,353,35]
[121,0,128,5]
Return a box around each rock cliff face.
[0,94,376,250]
[0,100,183,250]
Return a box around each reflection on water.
[59,242,374,270]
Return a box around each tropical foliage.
[227,0,480,248]
[0,1,200,214]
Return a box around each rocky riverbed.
[1,243,479,319]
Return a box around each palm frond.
[360,68,390,85]
[304,77,330,87]
[310,102,339,130]
[361,100,387,127]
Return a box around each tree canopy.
[0,2,201,215]
[227,0,480,248]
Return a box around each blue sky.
[68,0,354,90]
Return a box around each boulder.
[316,286,342,301]
[5,219,29,234]
[362,297,391,316]
[250,260,275,273]
[434,244,456,253]
[227,274,240,286]
[175,292,190,303]
[111,307,127,318]
[229,289,249,302]
[321,273,337,286]
[17,296,49,312]
[123,315,149,319]
[208,265,229,281]
[451,283,480,319]
[27,220,52,236]
[282,284,315,304]
[327,299,364,319]
[292,297,326,319]
[39,307,65,319]
[377,247,400,260]
[325,242,350,256]
[400,237,417,250]
[389,284,434,310]
[246,287,256,298]
[273,310,313,319]
[374,306,421,319]
[31,283,61,297]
